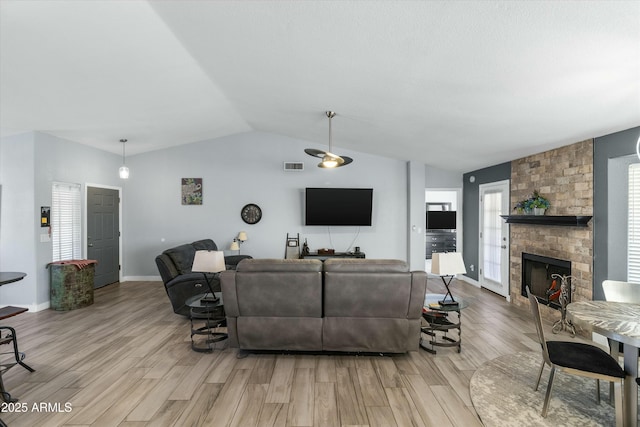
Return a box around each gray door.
[87,186,120,288]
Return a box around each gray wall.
[593,126,640,300]
[0,130,417,308]
[462,162,512,281]
[123,132,410,277]
[0,132,122,309]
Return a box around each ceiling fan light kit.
[304,111,353,168]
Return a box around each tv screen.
[427,211,456,230]
[305,188,373,226]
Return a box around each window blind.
[629,163,640,282]
[52,182,82,261]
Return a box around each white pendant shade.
[119,165,129,179]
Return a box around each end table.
[185,292,227,353]
[420,293,469,354]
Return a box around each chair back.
[602,280,640,303]
[526,286,553,366]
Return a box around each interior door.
[479,180,510,298]
[87,186,120,288]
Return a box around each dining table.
[567,300,640,427]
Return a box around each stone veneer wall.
[510,140,594,322]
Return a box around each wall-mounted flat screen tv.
[305,188,373,226]
[426,211,456,230]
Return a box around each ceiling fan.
[304,111,353,168]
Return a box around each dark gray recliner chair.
[155,239,251,316]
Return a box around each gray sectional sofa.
[220,258,427,353]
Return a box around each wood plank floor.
[0,277,548,426]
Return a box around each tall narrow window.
[629,164,640,282]
[52,182,82,261]
[482,191,502,282]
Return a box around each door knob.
[501,245,507,249]
[88,243,94,247]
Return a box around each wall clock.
[241,203,262,224]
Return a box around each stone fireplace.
[509,140,594,323]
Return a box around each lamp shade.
[119,165,129,179]
[192,250,226,273]
[431,252,466,276]
[237,231,248,242]
[230,241,240,251]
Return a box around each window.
[629,164,640,282]
[482,190,502,282]
[52,182,82,261]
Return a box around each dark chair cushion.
[164,244,196,275]
[547,340,625,378]
[192,239,217,251]
[636,377,640,387]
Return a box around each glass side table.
[185,292,227,353]
[420,293,470,354]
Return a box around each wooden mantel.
[500,215,592,227]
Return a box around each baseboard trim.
[123,275,161,282]
[459,275,480,288]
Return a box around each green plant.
[514,190,550,212]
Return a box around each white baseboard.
[2,301,51,313]
[123,275,161,282]
[459,275,480,288]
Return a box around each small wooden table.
[567,301,640,427]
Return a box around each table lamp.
[192,250,226,302]
[431,252,467,305]
[230,231,247,254]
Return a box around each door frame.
[478,179,510,300]
[84,183,123,283]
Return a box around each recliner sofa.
[220,258,427,353]
[155,239,251,316]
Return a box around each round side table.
[185,292,227,353]
[420,293,470,354]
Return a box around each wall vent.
[283,162,304,171]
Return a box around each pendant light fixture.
[304,111,353,168]
[119,138,129,179]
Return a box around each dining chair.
[601,280,640,401]
[526,287,625,425]
[602,280,640,303]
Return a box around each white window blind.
[52,182,82,261]
[629,163,640,282]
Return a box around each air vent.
[283,162,304,171]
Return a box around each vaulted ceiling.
[1,1,639,172]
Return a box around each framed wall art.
[182,178,203,205]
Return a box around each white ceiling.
[1,1,639,172]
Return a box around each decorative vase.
[533,208,546,216]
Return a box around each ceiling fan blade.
[304,148,326,158]
[340,156,353,166]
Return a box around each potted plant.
[514,190,550,215]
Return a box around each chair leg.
[0,326,34,372]
[595,379,600,404]
[608,338,620,404]
[534,361,545,391]
[613,379,623,427]
[541,367,556,417]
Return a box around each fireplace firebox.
[521,253,571,310]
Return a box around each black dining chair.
[526,287,625,426]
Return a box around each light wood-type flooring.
[0,277,548,426]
